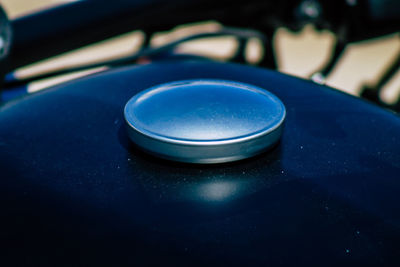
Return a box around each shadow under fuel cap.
[124,80,286,163]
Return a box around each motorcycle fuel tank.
[1,61,400,266]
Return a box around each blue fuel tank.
[1,61,400,266]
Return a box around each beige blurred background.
[1,0,400,104]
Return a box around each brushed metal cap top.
[124,80,286,163]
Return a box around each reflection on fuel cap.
[124,80,286,163]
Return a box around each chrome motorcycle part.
[124,80,286,163]
[0,5,11,83]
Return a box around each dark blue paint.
[1,61,400,266]
[1,85,28,101]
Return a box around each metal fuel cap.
[124,80,286,163]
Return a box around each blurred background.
[1,0,399,108]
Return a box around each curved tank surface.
[1,61,400,266]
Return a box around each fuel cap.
[124,80,285,163]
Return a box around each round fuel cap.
[124,80,286,163]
